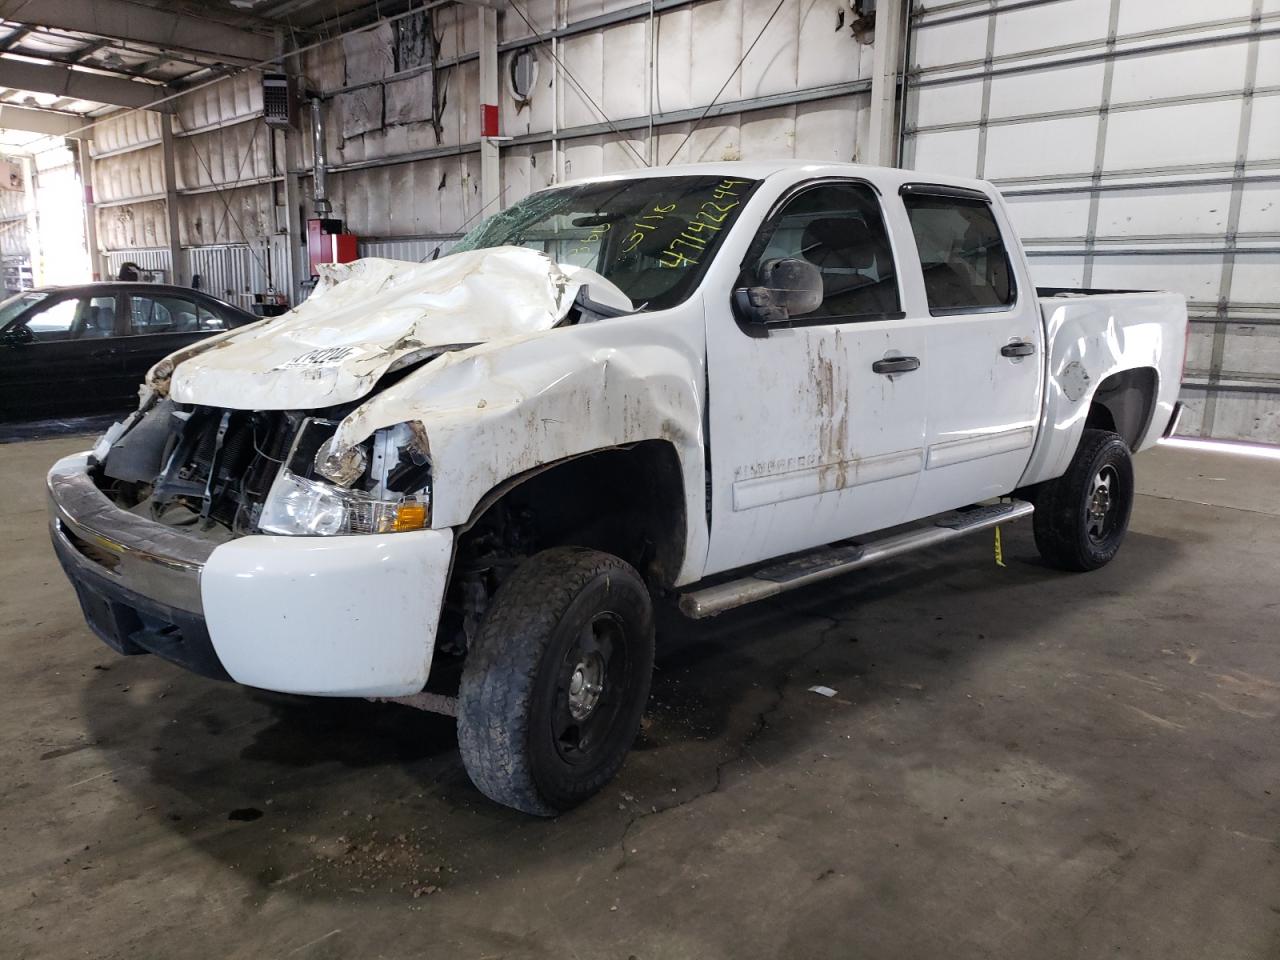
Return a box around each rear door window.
[197,304,227,330]
[128,295,202,335]
[902,192,1015,315]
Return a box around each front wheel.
[456,547,654,816]
[1033,428,1135,571]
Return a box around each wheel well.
[435,442,686,659]
[457,439,686,581]
[1087,367,1158,450]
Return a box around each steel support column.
[478,4,501,215]
[160,117,184,286]
[279,123,306,306]
[76,138,104,282]
[22,156,40,285]
[867,0,908,166]
[279,46,307,306]
[1202,0,1266,437]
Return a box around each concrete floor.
[3,436,1278,960]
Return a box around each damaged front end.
[49,244,652,698]
[92,397,434,542]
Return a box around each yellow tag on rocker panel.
[994,525,1006,568]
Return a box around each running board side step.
[678,500,1034,619]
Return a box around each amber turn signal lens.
[392,502,428,531]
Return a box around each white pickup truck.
[48,161,1187,815]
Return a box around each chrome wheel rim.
[1087,465,1119,543]
[567,651,605,721]
[553,612,626,764]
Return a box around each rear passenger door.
[897,184,1043,518]
[116,293,222,389]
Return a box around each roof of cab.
[552,159,997,196]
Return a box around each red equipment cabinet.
[307,218,359,276]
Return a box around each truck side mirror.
[733,258,823,326]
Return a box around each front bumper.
[48,453,454,697]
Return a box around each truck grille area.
[145,407,306,535]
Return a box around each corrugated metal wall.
[87,0,1277,444]
[299,3,487,239]
[358,236,458,262]
[905,0,1280,443]
[188,245,263,309]
[92,110,170,261]
[90,72,284,301]
[0,155,30,294]
[103,248,171,278]
[96,0,882,303]
[304,0,877,234]
[0,157,28,258]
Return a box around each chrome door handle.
[872,356,921,375]
[1001,341,1036,358]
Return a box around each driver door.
[703,179,930,575]
[0,293,125,421]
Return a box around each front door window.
[742,181,902,322]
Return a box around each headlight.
[258,470,429,536]
[256,416,431,536]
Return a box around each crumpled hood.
[166,247,630,411]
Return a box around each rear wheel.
[456,546,654,816]
[1033,428,1134,571]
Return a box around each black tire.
[456,546,654,816]
[1033,428,1135,572]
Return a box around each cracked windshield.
[453,175,757,311]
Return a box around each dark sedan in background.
[0,282,256,422]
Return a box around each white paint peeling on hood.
[165,247,631,411]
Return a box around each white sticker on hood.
[282,346,358,367]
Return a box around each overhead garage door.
[903,0,1280,444]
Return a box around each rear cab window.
[901,186,1016,315]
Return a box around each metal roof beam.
[0,0,278,64]
[0,57,172,110]
[0,27,29,51]
[0,101,93,136]
[69,39,110,63]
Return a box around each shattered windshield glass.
[452,175,758,311]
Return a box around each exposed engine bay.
[92,398,433,541]
[89,392,525,663]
